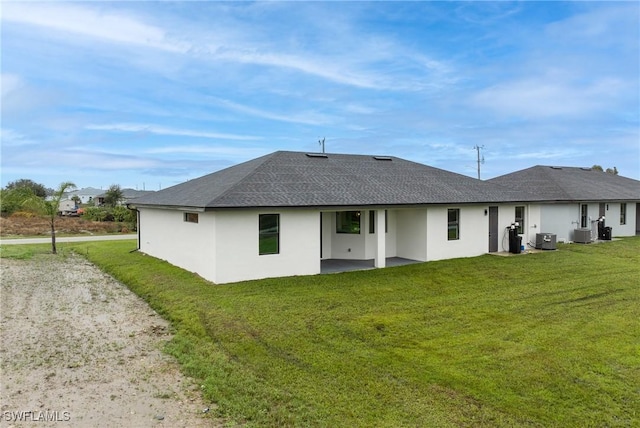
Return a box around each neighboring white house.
[95,188,155,206]
[130,151,534,284]
[489,166,640,243]
[66,187,103,205]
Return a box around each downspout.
[136,209,140,250]
[126,203,141,252]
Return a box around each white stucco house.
[95,188,155,206]
[489,166,640,243]
[130,151,536,284]
[66,187,103,204]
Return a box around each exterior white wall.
[604,202,637,237]
[331,222,367,260]
[138,208,217,281]
[141,200,638,285]
[386,210,397,257]
[526,204,542,246]
[539,204,579,242]
[425,205,488,261]
[321,212,332,259]
[214,209,320,284]
[396,208,428,261]
[139,207,320,284]
[537,202,638,242]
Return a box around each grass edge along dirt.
[3,238,639,427]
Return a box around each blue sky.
[2,1,639,191]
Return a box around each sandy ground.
[0,253,222,427]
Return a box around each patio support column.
[375,209,386,268]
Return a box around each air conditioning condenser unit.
[535,233,557,250]
[573,228,592,244]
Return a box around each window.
[385,210,388,233]
[580,204,588,228]
[447,209,460,240]
[184,212,199,223]
[620,203,627,225]
[369,211,375,234]
[515,206,525,234]
[259,214,279,255]
[337,211,361,234]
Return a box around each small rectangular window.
[369,211,375,234]
[580,204,588,228]
[515,206,525,234]
[259,214,279,255]
[184,212,199,223]
[620,203,627,225]
[385,210,388,233]
[447,209,460,241]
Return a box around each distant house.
[130,151,533,284]
[95,189,155,206]
[489,166,640,243]
[66,187,103,205]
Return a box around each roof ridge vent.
[373,156,392,161]
[306,153,328,158]
[550,166,563,170]
[580,167,592,171]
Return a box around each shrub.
[82,206,109,222]
[112,206,135,223]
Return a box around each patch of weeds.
[153,392,173,399]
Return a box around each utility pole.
[473,145,485,180]
[319,137,325,153]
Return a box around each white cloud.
[0,128,33,147]
[470,77,629,119]
[1,74,24,98]
[85,123,260,141]
[145,145,266,157]
[1,3,189,53]
[213,98,334,126]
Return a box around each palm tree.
[24,181,76,254]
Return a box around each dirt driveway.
[0,253,222,427]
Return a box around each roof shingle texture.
[488,166,640,202]
[132,151,528,209]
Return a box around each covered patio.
[320,257,420,274]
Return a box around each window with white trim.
[580,204,588,228]
[447,209,460,241]
[259,214,279,255]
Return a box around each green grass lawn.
[3,238,639,427]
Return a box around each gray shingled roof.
[488,166,640,202]
[131,151,528,209]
